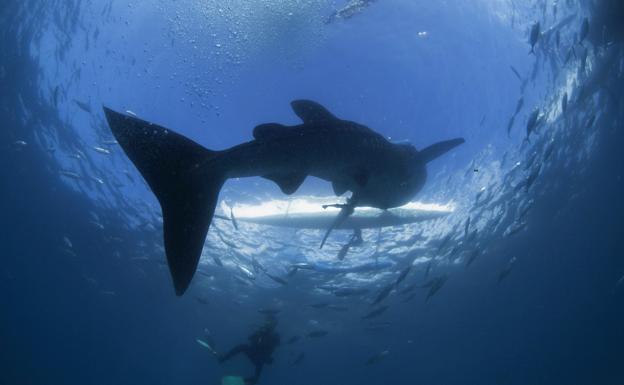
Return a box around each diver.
[219,319,281,385]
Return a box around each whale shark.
[103,100,464,295]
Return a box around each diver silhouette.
[219,319,281,385]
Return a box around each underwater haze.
[1,0,624,384]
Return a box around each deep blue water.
[1,1,624,384]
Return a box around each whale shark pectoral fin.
[263,172,307,195]
[419,138,465,163]
[291,100,338,123]
[253,123,289,140]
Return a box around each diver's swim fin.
[103,107,225,296]
[419,138,465,163]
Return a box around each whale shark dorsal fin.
[291,100,338,123]
[253,123,288,140]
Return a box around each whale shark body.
[104,100,464,295]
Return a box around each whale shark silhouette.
[104,100,464,295]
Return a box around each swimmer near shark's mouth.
[103,99,464,295]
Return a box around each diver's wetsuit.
[219,326,281,385]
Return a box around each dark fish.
[425,275,449,302]
[286,267,299,277]
[362,306,389,320]
[424,260,433,278]
[252,258,266,274]
[291,352,305,366]
[399,282,418,295]
[504,222,526,237]
[287,335,301,345]
[465,249,480,267]
[310,302,329,309]
[514,97,524,116]
[579,46,588,73]
[465,229,478,243]
[464,217,471,238]
[52,86,59,107]
[556,29,560,48]
[371,284,394,305]
[529,22,541,54]
[585,113,596,129]
[307,330,328,338]
[524,152,538,170]
[365,350,390,366]
[437,234,452,252]
[518,201,534,220]
[337,242,351,260]
[258,308,281,315]
[326,0,375,24]
[506,116,516,137]
[74,99,92,113]
[543,142,555,161]
[217,231,238,249]
[561,92,568,113]
[212,255,223,267]
[266,272,288,286]
[498,257,517,283]
[526,164,542,191]
[510,65,523,81]
[564,46,577,65]
[195,296,209,305]
[327,304,349,312]
[230,208,239,230]
[334,287,369,297]
[447,245,461,259]
[579,17,589,43]
[526,108,540,140]
[394,265,412,287]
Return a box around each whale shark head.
[357,138,464,209]
[356,142,427,209]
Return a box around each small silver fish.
[93,146,111,155]
[60,170,81,180]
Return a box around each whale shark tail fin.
[103,107,225,296]
[420,138,465,164]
